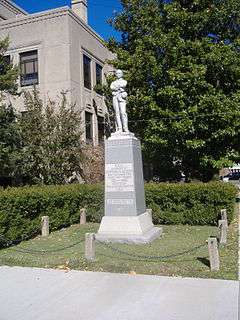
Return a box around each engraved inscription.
[105,163,134,192]
[107,199,134,205]
[107,140,140,147]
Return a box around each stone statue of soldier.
[110,69,129,133]
[96,70,161,244]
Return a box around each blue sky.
[12,0,122,40]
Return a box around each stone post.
[208,237,220,271]
[41,216,49,237]
[85,233,95,261]
[80,208,86,225]
[218,219,227,245]
[220,209,228,228]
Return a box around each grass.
[0,211,238,280]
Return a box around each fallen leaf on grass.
[129,271,137,275]
[55,265,71,273]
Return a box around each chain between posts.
[0,234,84,254]
[95,239,207,261]
[1,234,219,263]
[0,232,39,246]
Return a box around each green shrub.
[0,182,237,246]
[145,182,237,225]
[0,184,103,246]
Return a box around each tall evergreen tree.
[108,0,240,181]
[0,104,21,184]
[0,37,20,185]
[0,37,18,96]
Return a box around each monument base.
[95,212,162,244]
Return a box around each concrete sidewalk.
[0,266,239,320]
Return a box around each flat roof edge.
[0,0,28,15]
[0,6,108,46]
[0,6,69,28]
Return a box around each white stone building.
[0,0,114,145]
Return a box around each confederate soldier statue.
[110,69,129,133]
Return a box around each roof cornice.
[0,6,106,46]
[0,7,69,29]
[68,9,105,45]
[0,0,28,15]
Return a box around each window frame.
[85,111,93,142]
[97,115,105,143]
[20,50,39,87]
[95,63,103,86]
[83,54,92,90]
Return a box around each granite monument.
[96,70,161,243]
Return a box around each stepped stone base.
[95,212,162,244]
[96,132,161,244]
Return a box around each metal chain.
[96,240,206,261]
[0,234,84,254]
[0,231,40,246]
[8,240,85,254]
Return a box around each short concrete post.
[208,237,220,271]
[41,216,49,237]
[85,233,95,261]
[146,208,152,220]
[218,219,227,245]
[80,208,86,225]
[220,209,228,228]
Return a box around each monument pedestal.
[96,132,161,244]
[96,211,162,244]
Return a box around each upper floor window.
[20,50,38,87]
[83,54,91,90]
[96,63,102,86]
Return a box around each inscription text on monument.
[105,163,134,192]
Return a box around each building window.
[20,50,38,87]
[96,63,102,85]
[0,55,10,75]
[83,54,91,89]
[97,115,104,143]
[85,111,93,142]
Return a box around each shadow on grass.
[97,251,205,265]
[197,257,210,268]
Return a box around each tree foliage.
[0,104,21,181]
[0,37,18,96]
[19,91,84,185]
[0,38,20,183]
[108,0,240,181]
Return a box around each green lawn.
[0,211,238,280]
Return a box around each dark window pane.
[85,111,93,142]
[97,115,104,143]
[83,54,91,89]
[20,50,38,87]
[96,63,102,85]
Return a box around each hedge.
[0,182,237,246]
[145,183,237,225]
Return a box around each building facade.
[0,0,114,145]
